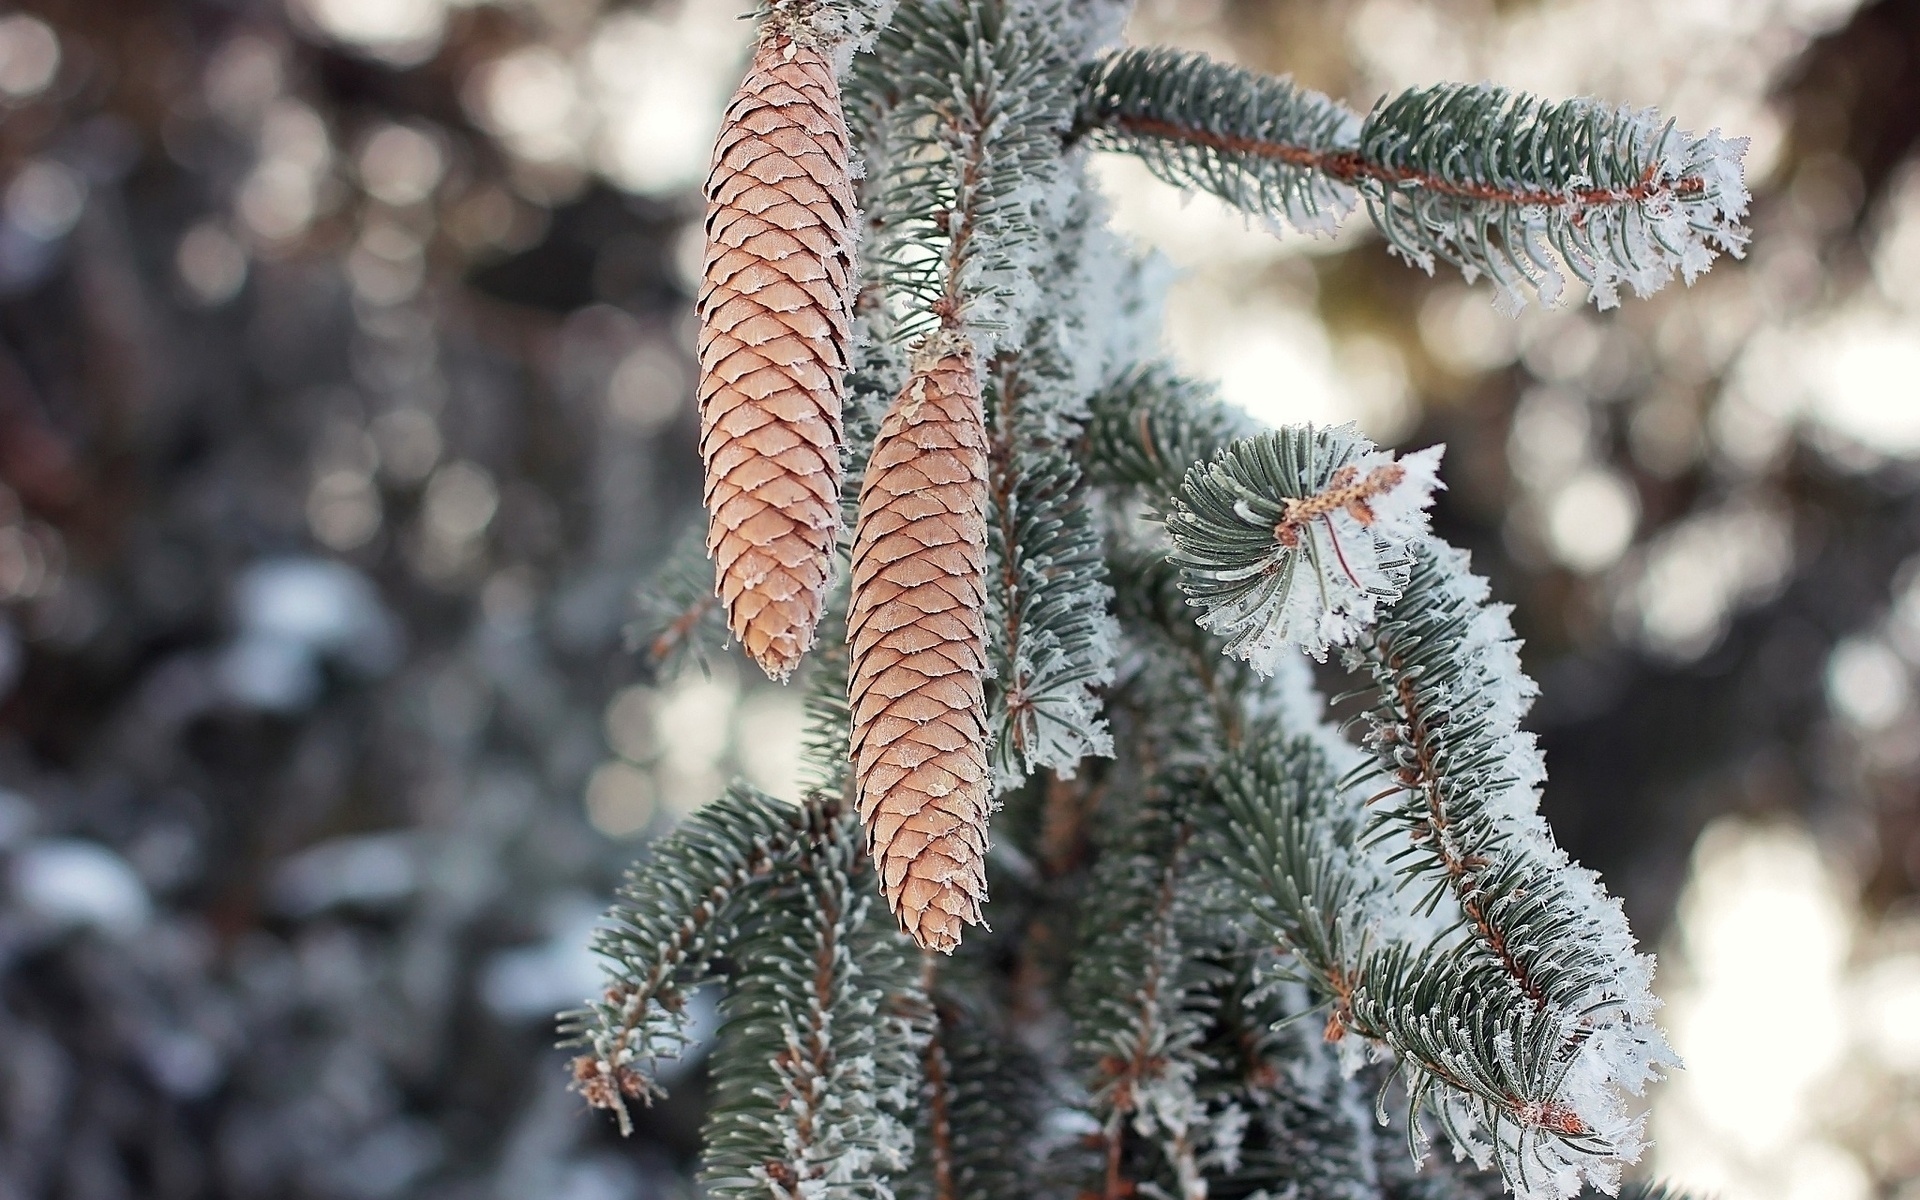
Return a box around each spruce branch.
[1069,790,1220,1200]
[1210,732,1386,1043]
[921,1015,959,1200]
[575,15,1752,1199]
[1343,544,1675,1196]
[1078,49,1750,310]
[701,801,928,1200]
[757,0,901,58]
[1077,48,1362,237]
[1165,426,1444,667]
[909,986,1049,1200]
[1210,731,1616,1198]
[801,601,856,796]
[859,0,1075,349]
[1108,550,1252,752]
[563,788,825,1134]
[1198,970,1388,1200]
[1081,364,1258,501]
[984,354,1117,789]
[1358,84,1750,311]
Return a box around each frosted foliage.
[997,620,1117,785]
[581,10,1712,1199]
[982,166,1130,791]
[1079,49,1364,241]
[859,0,1076,355]
[693,814,926,1200]
[1081,54,1752,313]
[793,0,901,63]
[1358,546,1675,1198]
[1039,178,1170,409]
[1563,121,1751,312]
[755,912,917,1200]
[1128,1055,1208,1198]
[1255,651,1364,774]
[1172,432,1444,669]
[1366,95,1752,314]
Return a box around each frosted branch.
[564,789,820,1133]
[1345,544,1677,1196]
[1079,50,1751,310]
[1166,426,1444,666]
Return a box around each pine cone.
[698,32,856,681]
[847,351,993,953]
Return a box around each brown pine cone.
[847,350,993,954]
[698,32,856,681]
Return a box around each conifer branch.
[1070,792,1220,1200]
[984,354,1116,789]
[1197,971,1387,1200]
[577,15,1748,1200]
[1078,49,1750,310]
[946,1024,1050,1200]
[1211,733,1386,1042]
[1082,365,1258,502]
[758,0,900,56]
[701,801,926,1199]
[801,601,856,797]
[1109,551,1251,750]
[923,1024,959,1200]
[906,975,1050,1200]
[860,0,1075,348]
[1076,48,1361,237]
[563,789,825,1134]
[1166,426,1443,666]
[1209,731,1627,1197]
[1340,544,1675,1194]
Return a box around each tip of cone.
[893,883,979,954]
[906,916,961,954]
[750,649,800,682]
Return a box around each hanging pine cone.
[698,29,856,681]
[847,349,993,954]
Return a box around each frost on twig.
[1079,49,1751,310]
[562,789,821,1134]
[1345,544,1677,1197]
[1166,426,1444,666]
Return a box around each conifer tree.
[565,1,1752,1197]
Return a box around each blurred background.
[0,0,1915,1197]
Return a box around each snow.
[11,838,152,935]
[221,557,402,711]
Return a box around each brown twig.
[922,982,958,1200]
[1110,115,1706,209]
[759,867,850,1198]
[648,595,718,664]
[1273,463,1405,549]
[570,805,820,1134]
[1096,822,1194,1200]
[988,355,1033,759]
[1385,653,1549,1014]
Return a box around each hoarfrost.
[1181,435,1445,669]
[1355,543,1677,1196]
